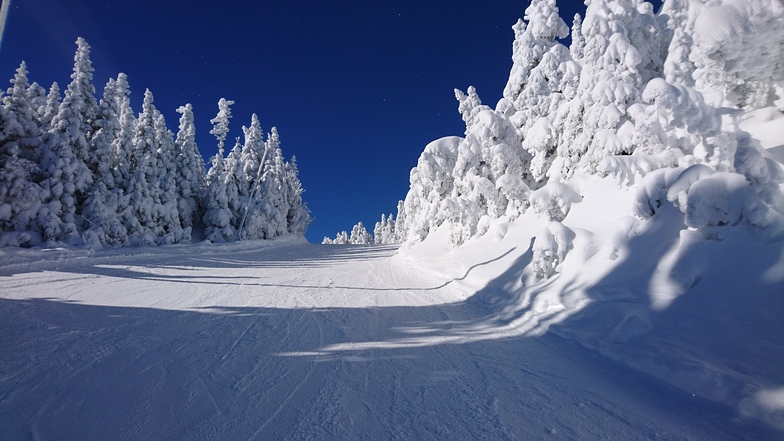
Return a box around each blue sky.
[1,0,603,242]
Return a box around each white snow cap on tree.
[210,98,234,158]
[349,222,372,244]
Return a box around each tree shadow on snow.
[1,231,783,439]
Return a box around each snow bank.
[402,170,784,430]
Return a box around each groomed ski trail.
[0,240,777,440]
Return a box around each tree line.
[0,38,310,247]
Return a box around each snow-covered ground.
[1,235,781,440]
[3,0,784,436]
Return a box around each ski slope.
[0,238,779,440]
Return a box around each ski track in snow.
[0,240,779,440]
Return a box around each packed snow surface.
[1,235,781,440]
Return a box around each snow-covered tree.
[38,38,101,244]
[152,111,183,244]
[80,76,130,246]
[401,136,460,242]
[124,89,183,245]
[394,199,408,243]
[550,0,655,178]
[688,0,784,110]
[500,0,570,132]
[174,103,205,239]
[223,137,246,232]
[254,128,289,239]
[570,13,585,61]
[240,114,265,190]
[1,37,311,248]
[445,87,531,245]
[55,38,99,169]
[0,64,45,246]
[283,155,311,235]
[323,230,349,245]
[108,73,135,191]
[373,213,397,244]
[203,98,237,242]
[210,98,234,159]
[349,221,372,244]
[38,82,61,131]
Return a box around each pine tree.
[570,13,585,61]
[237,114,266,240]
[447,87,530,245]
[125,89,166,245]
[394,199,407,243]
[498,0,573,184]
[0,64,44,246]
[40,38,98,244]
[501,0,569,120]
[240,114,265,192]
[203,98,237,242]
[38,82,61,132]
[401,136,460,242]
[153,111,183,244]
[209,98,234,159]
[373,213,396,244]
[349,221,372,244]
[55,37,99,169]
[504,0,570,129]
[80,77,128,246]
[110,73,135,191]
[255,128,288,239]
[332,231,349,244]
[283,155,311,235]
[2,62,41,164]
[223,136,246,225]
[689,0,784,110]
[174,103,205,239]
[551,0,650,178]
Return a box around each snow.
[7,116,780,438]
[2,236,781,440]
[3,0,784,438]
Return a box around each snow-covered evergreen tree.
[394,199,407,243]
[174,103,204,240]
[203,98,237,242]
[445,87,531,245]
[373,213,397,244]
[1,38,311,248]
[255,128,289,239]
[236,114,266,240]
[80,76,129,246]
[283,155,311,235]
[222,137,245,234]
[323,230,349,245]
[38,82,61,132]
[124,89,183,245]
[39,38,101,244]
[349,221,372,244]
[152,111,183,244]
[550,0,654,178]
[401,136,460,242]
[570,13,585,61]
[0,63,45,246]
[688,0,784,110]
[56,38,99,169]
[500,0,570,131]
[109,73,135,192]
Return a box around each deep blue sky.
[1,0,610,242]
